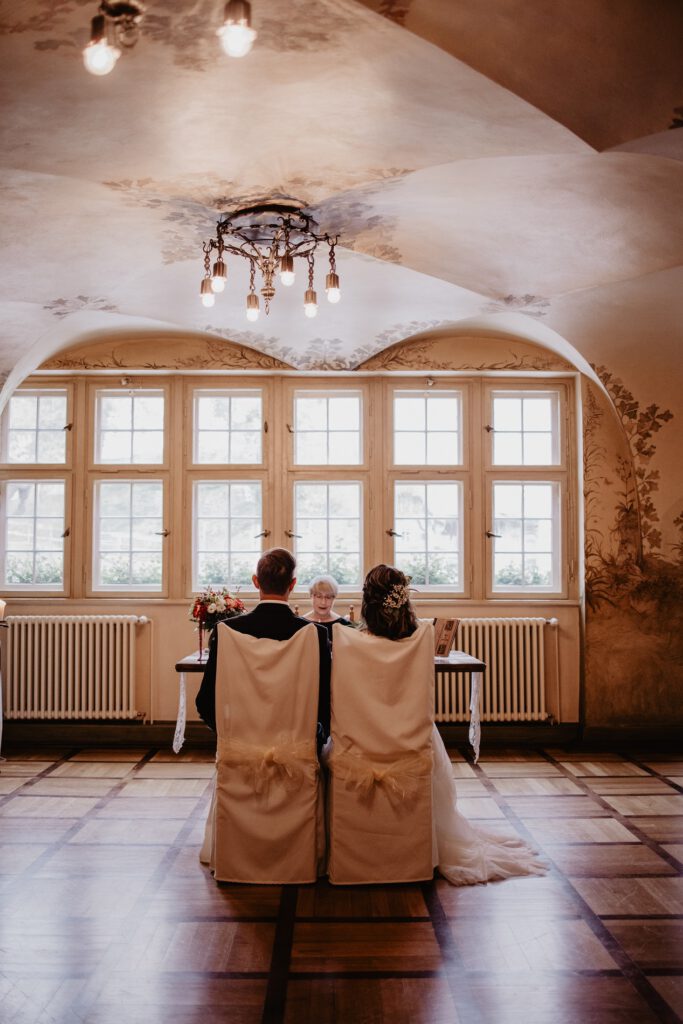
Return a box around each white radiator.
[3,615,146,720]
[435,617,556,723]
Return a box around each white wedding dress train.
[431,724,546,885]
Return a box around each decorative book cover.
[433,617,459,657]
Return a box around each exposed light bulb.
[304,288,318,318]
[325,272,341,304]
[200,277,215,308]
[217,2,256,57]
[280,254,295,287]
[212,259,227,292]
[83,37,121,75]
[246,292,260,322]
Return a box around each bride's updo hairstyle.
[361,564,418,640]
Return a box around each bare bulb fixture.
[246,293,260,321]
[325,271,341,304]
[200,278,215,308]
[82,2,144,76]
[217,0,257,57]
[304,288,318,318]
[211,258,227,293]
[279,254,295,287]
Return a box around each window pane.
[38,395,66,429]
[37,431,65,463]
[492,482,558,591]
[230,431,260,463]
[493,433,522,464]
[8,431,37,462]
[96,391,164,465]
[492,391,559,466]
[395,397,425,430]
[493,398,521,431]
[394,432,426,465]
[99,431,132,463]
[133,395,164,429]
[296,432,327,464]
[197,431,229,463]
[3,480,65,588]
[294,393,362,466]
[193,481,262,590]
[294,482,362,587]
[95,480,163,590]
[394,391,461,466]
[328,397,359,430]
[394,482,462,589]
[426,432,458,465]
[329,432,359,464]
[523,398,552,431]
[6,391,67,464]
[9,395,37,429]
[523,433,552,464]
[194,392,262,465]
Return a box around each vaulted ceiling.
[1,0,682,408]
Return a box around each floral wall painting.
[583,371,682,731]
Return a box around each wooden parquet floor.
[1,744,682,1024]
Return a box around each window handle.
[484,424,494,432]
[62,527,70,538]
[254,529,271,538]
[386,528,402,538]
[286,423,294,433]
[485,530,501,539]
[63,422,73,432]
[155,529,170,537]
[284,529,301,539]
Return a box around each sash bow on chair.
[329,748,432,802]
[218,736,318,795]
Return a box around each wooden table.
[173,648,486,759]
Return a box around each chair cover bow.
[218,736,318,795]
[330,748,432,802]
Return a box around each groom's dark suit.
[195,601,331,742]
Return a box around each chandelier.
[199,201,341,322]
[83,0,256,75]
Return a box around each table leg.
[173,671,187,754]
[468,671,482,763]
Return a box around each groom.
[195,547,331,745]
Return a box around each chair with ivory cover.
[203,621,323,883]
[327,618,435,885]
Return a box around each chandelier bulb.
[246,292,260,322]
[217,0,257,57]
[280,254,295,287]
[304,288,318,318]
[200,277,215,308]
[325,272,341,304]
[212,259,227,293]
[83,16,121,75]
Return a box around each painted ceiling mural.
[0,1,682,515]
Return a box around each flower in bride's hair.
[382,575,412,611]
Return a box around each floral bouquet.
[189,587,245,659]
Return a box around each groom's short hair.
[255,548,296,595]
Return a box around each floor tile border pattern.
[537,748,682,1023]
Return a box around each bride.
[339,563,546,886]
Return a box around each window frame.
[0,384,73,469]
[0,475,71,594]
[391,477,467,595]
[189,474,269,594]
[90,382,170,471]
[88,473,170,596]
[484,383,566,472]
[188,383,267,469]
[285,382,369,471]
[389,383,467,470]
